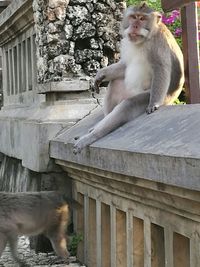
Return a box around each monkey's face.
[125,13,150,44]
[124,11,161,44]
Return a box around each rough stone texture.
[50,104,200,191]
[33,0,125,83]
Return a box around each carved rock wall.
[33,0,125,83]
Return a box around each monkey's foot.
[73,139,86,154]
[73,133,97,154]
[146,104,159,114]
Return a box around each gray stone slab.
[0,100,99,172]
[37,79,90,93]
[50,104,200,191]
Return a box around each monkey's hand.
[146,104,159,114]
[94,70,106,94]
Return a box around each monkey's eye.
[130,15,137,19]
[140,16,145,21]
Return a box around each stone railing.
[50,104,200,267]
[0,0,44,107]
[2,27,38,106]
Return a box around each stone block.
[0,98,99,172]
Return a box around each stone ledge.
[50,104,200,191]
[37,79,91,93]
[0,99,99,172]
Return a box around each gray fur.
[0,191,72,266]
[73,4,184,154]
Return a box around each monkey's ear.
[153,11,162,23]
[139,1,148,10]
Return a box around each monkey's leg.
[8,234,28,267]
[48,232,69,259]
[0,232,7,257]
[73,92,150,154]
[104,79,127,115]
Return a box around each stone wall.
[33,0,125,83]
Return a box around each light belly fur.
[121,38,152,95]
[125,61,152,94]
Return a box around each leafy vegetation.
[69,233,83,256]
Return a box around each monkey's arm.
[94,61,126,93]
[146,54,171,114]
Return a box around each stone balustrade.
[50,104,200,267]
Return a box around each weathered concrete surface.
[0,98,99,172]
[50,104,200,191]
[37,79,90,93]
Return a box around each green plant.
[126,0,162,11]
[69,233,83,256]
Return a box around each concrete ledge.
[37,79,90,93]
[50,104,200,191]
[0,98,99,172]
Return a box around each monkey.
[0,191,76,266]
[73,3,184,154]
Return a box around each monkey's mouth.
[128,33,143,41]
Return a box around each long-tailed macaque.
[0,191,75,266]
[73,3,184,154]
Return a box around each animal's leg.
[8,234,28,267]
[0,232,7,257]
[48,232,69,259]
[73,92,150,153]
[76,79,126,139]
[103,79,127,115]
